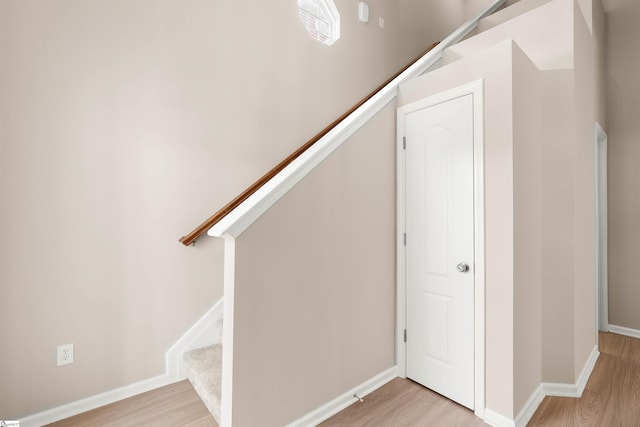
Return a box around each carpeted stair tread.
[184,344,222,425]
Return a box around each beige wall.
[572,0,604,380]
[397,0,465,63]
[512,44,543,411]
[1,0,230,417]
[577,0,593,31]
[539,70,576,383]
[536,0,605,386]
[0,0,420,419]
[445,0,575,71]
[477,0,552,33]
[605,0,640,330]
[231,103,396,426]
[397,0,509,64]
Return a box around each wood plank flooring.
[46,332,640,426]
[528,332,640,426]
[323,332,640,426]
[45,380,217,427]
[320,377,489,426]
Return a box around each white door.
[405,94,475,410]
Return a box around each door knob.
[456,262,469,273]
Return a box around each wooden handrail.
[180,42,439,246]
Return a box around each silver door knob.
[456,262,469,273]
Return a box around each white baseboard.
[285,366,398,427]
[485,345,599,427]
[166,297,224,379]
[484,409,515,427]
[514,384,544,427]
[485,384,545,427]
[20,297,224,427]
[543,345,599,398]
[484,386,547,427]
[20,374,173,427]
[608,324,640,340]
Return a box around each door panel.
[405,94,475,410]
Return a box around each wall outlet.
[57,343,74,366]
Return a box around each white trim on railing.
[207,0,506,240]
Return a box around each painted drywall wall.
[508,0,604,398]
[605,0,640,331]
[396,0,514,64]
[476,0,553,33]
[0,0,419,419]
[445,0,575,70]
[572,0,605,380]
[577,0,593,32]
[400,39,517,418]
[0,0,229,418]
[231,102,396,426]
[539,69,577,384]
[512,44,543,411]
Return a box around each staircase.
[184,344,223,425]
[179,312,224,425]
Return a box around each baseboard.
[19,374,174,427]
[484,387,544,427]
[485,345,599,427]
[484,409,515,427]
[285,366,398,427]
[513,384,544,427]
[608,324,640,340]
[166,297,224,379]
[485,384,544,427]
[543,345,599,398]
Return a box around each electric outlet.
[57,343,74,366]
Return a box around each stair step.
[184,344,222,425]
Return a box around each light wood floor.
[320,377,489,426]
[46,332,640,426]
[528,331,640,426]
[325,332,640,426]
[45,380,217,427]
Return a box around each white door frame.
[396,79,486,418]
[595,122,608,333]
